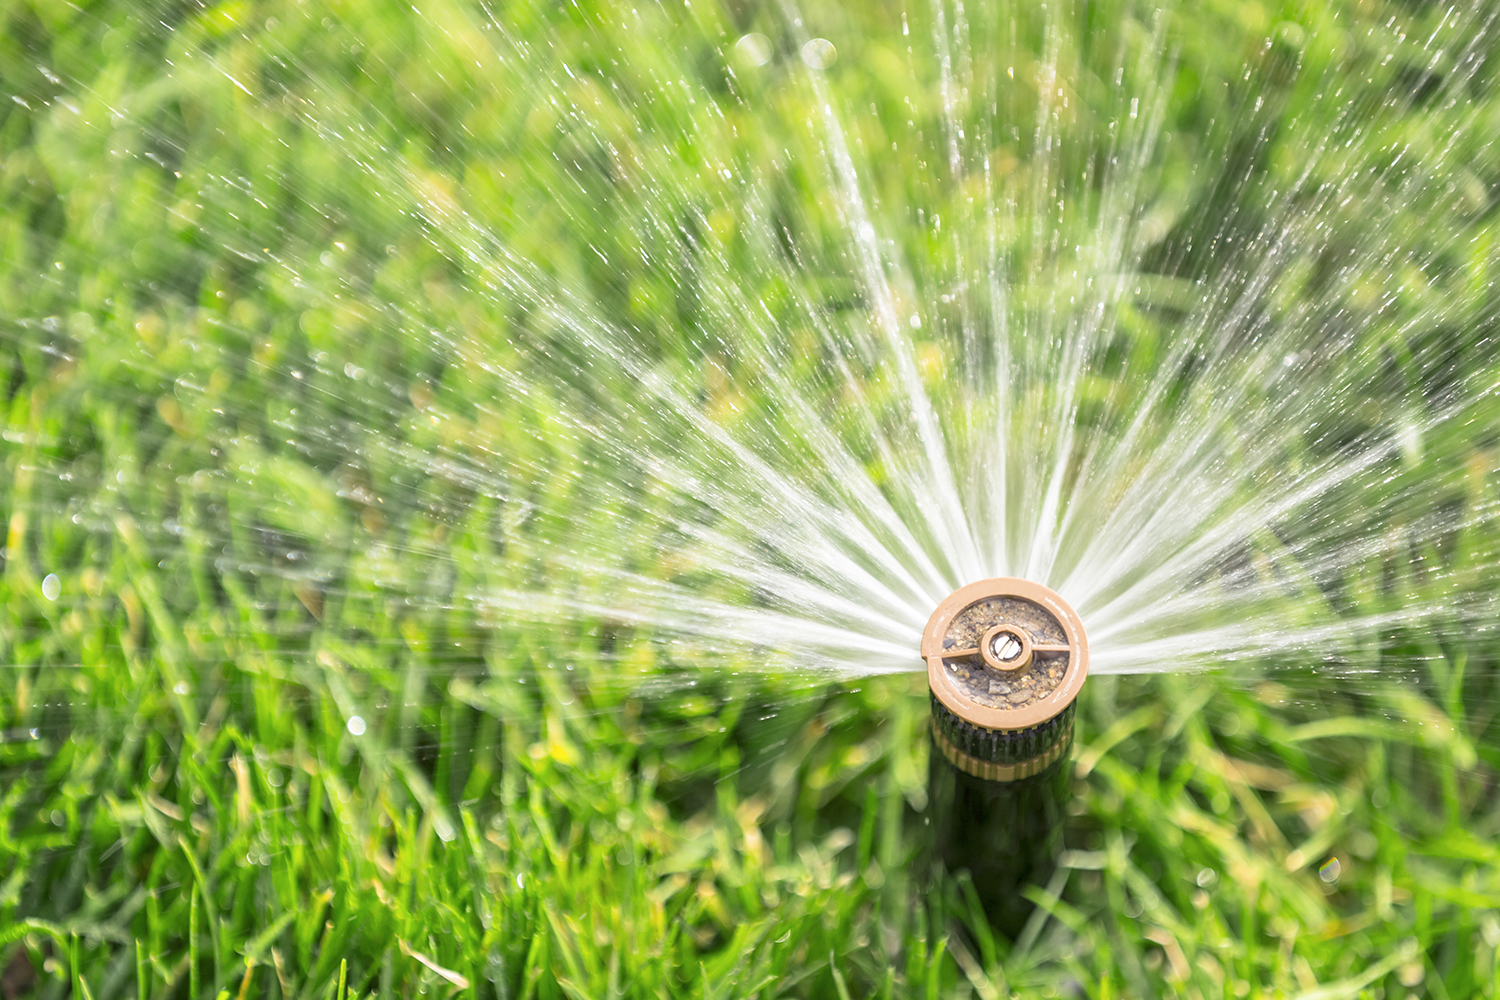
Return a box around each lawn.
[3,0,1500,998]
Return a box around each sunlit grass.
[3,0,1500,997]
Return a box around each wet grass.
[4,0,1500,998]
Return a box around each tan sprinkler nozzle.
[922,577,1089,732]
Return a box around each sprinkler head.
[922,578,1088,781]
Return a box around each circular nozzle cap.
[923,577,1089,732]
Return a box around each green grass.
[4,651,1498,998]
[4,0,1500,997]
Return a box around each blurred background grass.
[3,0,1500,997]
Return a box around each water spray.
[922,578,1088,933]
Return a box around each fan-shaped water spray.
[5,0,1500,994]
[8,0,1498,686]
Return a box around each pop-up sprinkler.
[922,578,1088,932]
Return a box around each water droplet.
[347,715,367,736]
[734,33,771,68]
[1318,857,1341,883]
[800,38,836,70]
[41,574,60,601]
